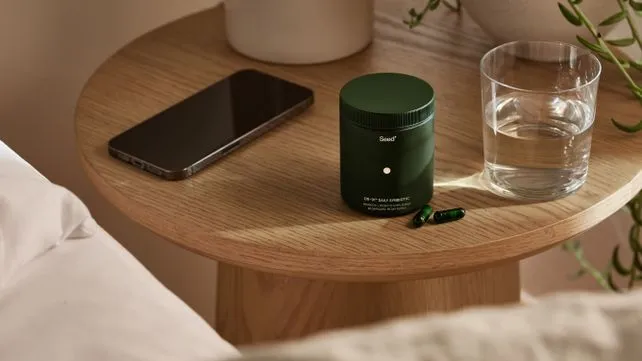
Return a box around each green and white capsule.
[433,208,465,224]
[412,205,433,228]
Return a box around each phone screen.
[108,69,313,174]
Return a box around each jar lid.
[339,72,435,130]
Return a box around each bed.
[0,140,238,360]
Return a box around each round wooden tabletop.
[75,2,642,281]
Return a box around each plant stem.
[564,241,613,290]
[404,0,462,29]
[617,0,642,50]
[442,0,461,12]
[627,192,642,289]
[569,2,640,91]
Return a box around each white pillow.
[0,160,96,287]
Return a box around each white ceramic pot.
[224,0,374,64]
[461,0,619,45]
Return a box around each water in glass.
[480,41,601,200]
[483,92,594,200]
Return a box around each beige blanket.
[233,290,642,361]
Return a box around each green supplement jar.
[339,72,435,217]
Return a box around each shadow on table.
[93,143,380,233]
[214,167,541,233]
[96,141,543,233]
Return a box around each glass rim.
[480,40,602,95]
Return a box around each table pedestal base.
[215,262,520,346]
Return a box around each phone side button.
[146,165,162,176]
[131,158,145,169]
[221,141,241,155]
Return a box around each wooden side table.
[75,2,642,346]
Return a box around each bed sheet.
[0,140,238,361]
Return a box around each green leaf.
[606,37,636,46]
[611,118,642,133]
[630,0,642,11]
[627,196,639,209]
[408,8,418,16]
[629,201,642,225]
[612,245,631,275]
[595,51,631,68]
[631,60,642,71]
[607,270,622,292]
[558,3,582,26]
[634,252,642,271]
[599,11,626,26]
[630,224,641,253]
[428,0,441,10]
[569,0,583,4]
[576,35,606,53]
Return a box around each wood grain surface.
[216,262,519,345]
[75,2,642,281]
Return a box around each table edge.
[72,6,642,281]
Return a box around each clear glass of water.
[480,41,602,200]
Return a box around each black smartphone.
[108,69,314,180]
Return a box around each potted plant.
[406,0,642,294]
[405,0,622,45]
[223,0,374,64]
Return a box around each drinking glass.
[480,41,602,200]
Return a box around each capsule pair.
[412,205,465,228]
